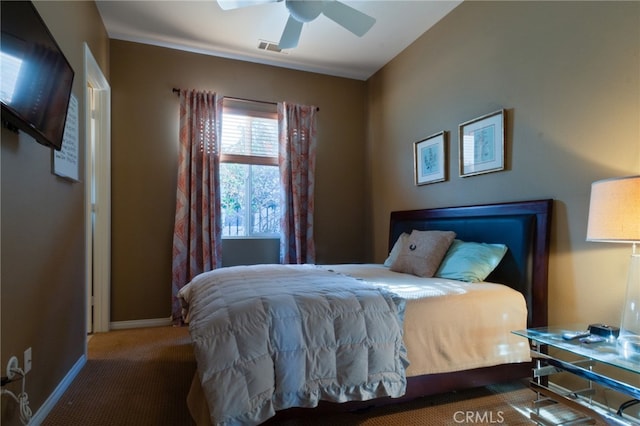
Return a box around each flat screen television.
[1,0,75,151]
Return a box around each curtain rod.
[172,88,319,111]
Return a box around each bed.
[179,199,553,425]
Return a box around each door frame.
[84,43,111,335]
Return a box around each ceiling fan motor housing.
[286,0,324,22]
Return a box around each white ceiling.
[95,0,462,80]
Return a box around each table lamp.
[587,175,640,356]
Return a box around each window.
[220,99,280,238]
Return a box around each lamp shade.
[586,175,640,243]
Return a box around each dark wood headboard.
[389,199,552,328]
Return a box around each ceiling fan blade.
[322,1,375,37]
[278,15,303,49]
[216,0,278,11]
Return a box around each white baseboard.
[29,355,86,425]
[28,318,171,424]
[109,316,172,330]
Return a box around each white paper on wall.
[53,93,79,181]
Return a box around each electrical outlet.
[6,356,19,380]
[24,347,32,374]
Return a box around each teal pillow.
[435,239,507,282]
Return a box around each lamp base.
[617,334,640,357]
[618,252,640,358]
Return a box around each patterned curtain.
[171,90,223,322]
[278,102,318,264]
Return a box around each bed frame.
[389,198,552,330]
[271,199,553,420]
[387,198,552,402]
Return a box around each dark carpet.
[42,326,565,425]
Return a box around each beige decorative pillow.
[383,232,409,267]
[390,230,456,277]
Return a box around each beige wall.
[0,2,109,425]
[367,1,640,326]
[109,40,367,321]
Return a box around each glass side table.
[513,326,640,425]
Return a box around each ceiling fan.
[217,0,376,49]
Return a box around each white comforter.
[178,264,408,426]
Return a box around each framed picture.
[414,131,447,185]
[459,109,505,177]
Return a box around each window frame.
[220,99,280,239]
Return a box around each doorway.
[84,43,111,335]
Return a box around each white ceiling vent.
[257,40,287,54]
